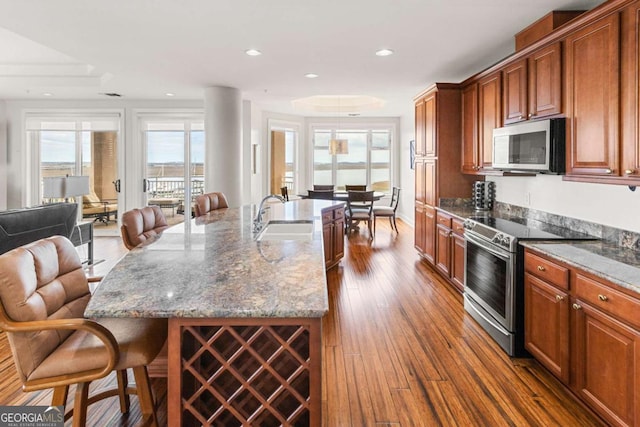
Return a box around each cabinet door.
[524,273,570,383]
[414,203,425,254]
[621,3,640,180]
[565,14,620,176]
[424,92,437,157]
[333,216,345,262]
[462,83,479,174]
[478,71,502,170]
[529,42,562,119]
[323,222,333,267]
[424,159,437,206]
[415,100,426,157]
[451,233,465,292]
[415,159,426,204]
[435,224,451,277]
[573,300,640,427]
[503,58,528,124]
[423,205,436,265]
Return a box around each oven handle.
[464,231,512,261]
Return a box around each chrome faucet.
[253,194,285,232]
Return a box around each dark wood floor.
[0,219,605,426]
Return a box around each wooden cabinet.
[414,99,425,157]
[620,1,640,183]
[434,212,465,293]
[503,58,528,124]
[524,249,640,427]
[414,84,481,266]
[565,13,620,177]
[503,42,562,125]
[322,205,345,269]
[478,71,502,171]
[461,83,479,174]
[529,42,562,119]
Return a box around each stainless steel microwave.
[492,118,565,174]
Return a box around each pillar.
[204,86,242,207]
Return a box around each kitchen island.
[85,199,340,426]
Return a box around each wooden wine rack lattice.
[170,318,321,427]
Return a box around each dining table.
[299,190,386,201]
[84,199,340,426]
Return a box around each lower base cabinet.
[524,249,640,427]
[322,205,345,269]
[434,210,465,292]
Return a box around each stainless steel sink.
[255,220,314,241]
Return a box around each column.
[204,86,242,207]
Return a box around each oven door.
[464,231,516,332]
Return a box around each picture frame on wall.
[410,140,415,169]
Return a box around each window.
[312,126,392,192]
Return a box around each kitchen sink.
[255,220,314,241]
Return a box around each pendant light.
[328,97,348,155]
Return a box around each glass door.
[142,118,204,221]
[29,115,121,235]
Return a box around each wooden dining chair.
[345,185,367,191]
[373,187,401,234]
[307,190,334,200]
[280,186,289,201]
[346,190,375,238]
[0,236,167,427]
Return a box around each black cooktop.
[468,215,595,241]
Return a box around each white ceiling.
[0,0,606,118]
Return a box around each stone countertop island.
[86,199,341,427]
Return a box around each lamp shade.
[64,176,90,198]
[42,177,66,199]
[329,138,348,155]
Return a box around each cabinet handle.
[518,115,524,120]
[537,265,545,271]
[605,168,613,174]
[572,303,582,310]
[555,295,564,302]
[598,294,608,302]
[625,169,635,175]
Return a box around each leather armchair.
[0,236,167,426]
[120,205,169,250]
[194,192,229,217]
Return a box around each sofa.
[0,203,78,255]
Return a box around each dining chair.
[346,190,375,237]
[194,192,229,217]
[373,187,401,234]
[280,186,289,201]
[0,235,167,427]
[120,205,169,250]
[313,184,334,191]
[345,185,367,191]
[308,190,334,200]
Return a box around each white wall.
[398,110,414,225]
[489,175,640,233]
[0,100,6,210]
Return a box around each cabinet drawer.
[436,211,452,228]
[575,274,640,329]
[321,212,333,224]
[334,207,344,220]
[452,218,465,236]
[525,252,569,290]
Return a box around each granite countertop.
[85,199,344,319]
[520,241,640,296]
[437,204,640,296]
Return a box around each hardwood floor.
[0,219,604,426]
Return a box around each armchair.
[120,206,169,250]
[83,192,118,225]
[0,236,167,426]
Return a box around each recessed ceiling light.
[305,73,319,79]
[375,48,394,57]
[42,92,53,97]
[245,49,262,56]
[165,93,175,97]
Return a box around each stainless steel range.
[462,215,594,356]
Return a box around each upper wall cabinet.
[564,13,620,177]
[503,42,562,125]
[461,83,479,174]
[478,71,502,171]
[620,1,640,182]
